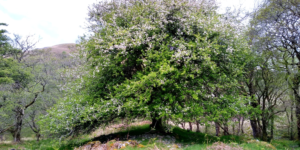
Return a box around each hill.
[42,43,76,54]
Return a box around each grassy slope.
[1,124,299,150]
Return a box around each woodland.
[0,0,300,149]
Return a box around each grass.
[1,124,299,150]
[172,127,242,144]
[270,139,300,150]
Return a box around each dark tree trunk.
[250,118,260,139]
[270,110,274,140]
[261,119,268,141]
[181,122,185,130]
[296,103,300,140]
[13,130,21,143]
[215,121,220,136]
[232,122,235,135]
[196,121,200,132]
[13,107,24,142]
[28,112,41,142]
[36,133,41,141]
[223,122,229,135]
[241,117,244,134]
[0,134,3,141]
[249,80,260,139]
[189,122,192,131]
[290,102,294,140]
[150,115,165,133]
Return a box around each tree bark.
[28,112,41,142]
[189,122,192,131]
[270,109,274,140]
[223,122,229,135]
[232,121,235,135]
[36,133,41,142]
[241,117,244,134]
[296,103,300,140]
[215,121,220,136]
[237,118,241,135]
[237,116,244,135]
[293,86,300,140]
[12,107,24,142]
[250,118,260,139]
[261,119,268,141]
[196,121,200,132]
[181,122,185,130]
[248,80,260,138]
[290,102,294,140]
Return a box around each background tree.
[0,23,21,84]
[0,34,48,142]
[249,0,300,140]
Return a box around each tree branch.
[24,83,46,110]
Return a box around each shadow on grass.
[59,124,152,150]
[91,124,152,142]
[172,127,242,144]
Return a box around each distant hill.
[41,43,77,54]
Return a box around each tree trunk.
[150,115,165,133]
[237,116,243,135]
[232,123,235,135]
[196,121,200,132]
[249,81,260,138]
[223,122,229,135]
[0,134,3,141]
[181,122,185,130]
[13,107,24,142]
[250,118,260,139]
[13,130,21,143]
[261,119,268,141]
[237,118,241,135]
[36,133,41,141]
[296,103,300,140]
[270,110,274,140]
[293,88,300,140]
[241,117,244,134]
[215,121,220,136]
[189,122,192,131]
[290,102,294,140]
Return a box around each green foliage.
[0,23,25,84]
[172,127,217,143]
[0,58,32,84]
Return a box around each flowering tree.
[42,0,250,136]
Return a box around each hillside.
[41,43,77,54]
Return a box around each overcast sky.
[0,0,260,48]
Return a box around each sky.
[0,0,260,48]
